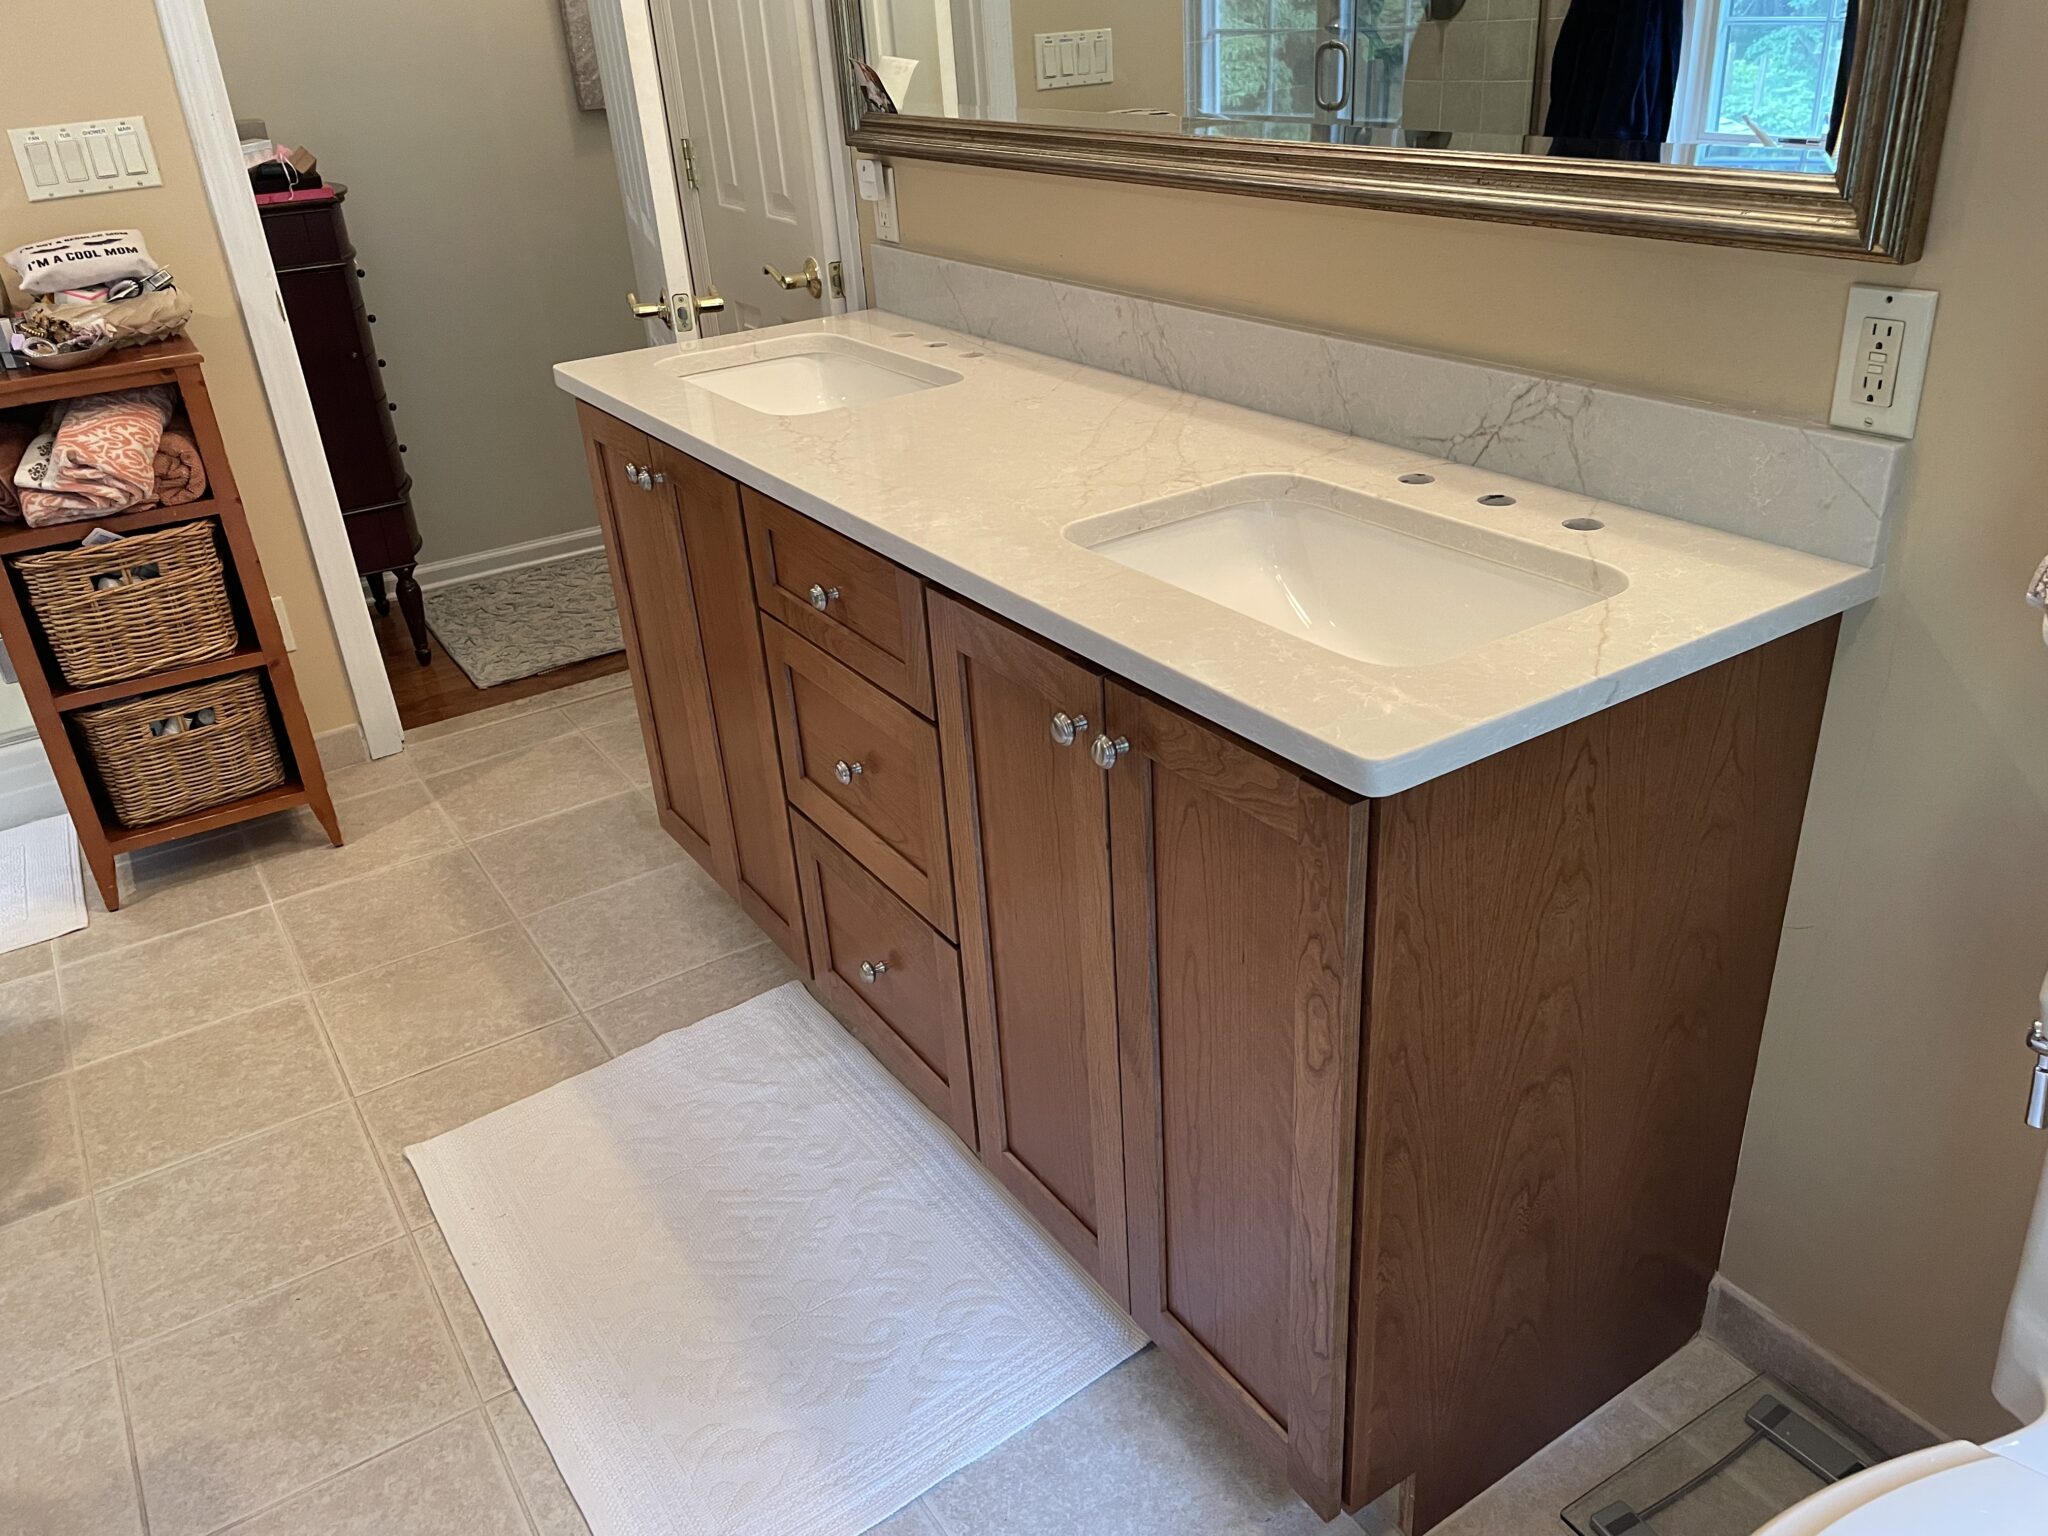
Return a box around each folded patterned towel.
[150,421,207,507]
[0,417,37,519]
[17,386,175,526]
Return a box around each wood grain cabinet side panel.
[576,403,734,883]
[743,488,934,716]
[1108,683,1369,1519]
[652,442,806,968]
[930,593,1128,1304]
[793,814,976,1144]
[1347,618,1841,1529]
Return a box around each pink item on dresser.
[16,385,175,526]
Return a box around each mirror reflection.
[854,0,1858,171]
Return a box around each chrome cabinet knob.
[808,583,840,610]
[858,960,889,984]
[624,461,639,481]
[1091,735,1130,770]
[649,471,666,487]
[2027,1020,2048,1131]
[1049,711,1089,747]
[833,759,864,785]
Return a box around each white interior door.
[654,0,844,330]
[590,0,699,343]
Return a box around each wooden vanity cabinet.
[577,404,805,966]
[1107,682,1370,1515]
[576,407,1840,1532]
[930,595,1129,1305]
[930,593,1365,1511]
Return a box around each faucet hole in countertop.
[1399,472,1435,485]
[1478,493,1517,508]
[1563,516,1605,531]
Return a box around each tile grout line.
[191,1403,483,1536]
[64,988,319,1079]
[55,952,154,1536]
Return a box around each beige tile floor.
[0,668,1760,1536]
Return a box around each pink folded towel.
[150,422,208,507]
[17,385,175,526]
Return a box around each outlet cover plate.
[1830,284,1937,440]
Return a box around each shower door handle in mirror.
[764,258,825,299]
[1313,40,1350,113]
[2026,1021,2048,1130]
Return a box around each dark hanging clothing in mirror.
[1544,0,1684,162]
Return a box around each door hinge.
[677,137,699,191]
[829,260,845,299]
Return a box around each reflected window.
[1671,0,1852,169]
[1186,0,1418,142]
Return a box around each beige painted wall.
[210,0,646,567]
[1,0,357,734]
[873,0,2048,1441]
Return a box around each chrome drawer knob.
[1091,735,1130,771]
[859,960,889,984]
[624,460,639,480]
[833,759,864,785]
[808,583,841,610]
[1049,711,1089,747]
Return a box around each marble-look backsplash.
[868,245,1904,569]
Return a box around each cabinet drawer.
[763,618,956,938]
[794,814,975,1144]
[743,488,934,716]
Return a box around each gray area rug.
[426,551,623,688]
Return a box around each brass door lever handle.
[763,258,824,299]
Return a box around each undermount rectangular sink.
[675,336,959,416]
[1069,477,1624,668]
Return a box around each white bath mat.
[0,814,84,954]
[409,981,1145,1536]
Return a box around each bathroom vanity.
[559,314,1883,1528]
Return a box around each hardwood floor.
[368,598,627,731]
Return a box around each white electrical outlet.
[1830,285,1937,440]
[855,155,901,244]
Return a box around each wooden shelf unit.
[0,341,341,908]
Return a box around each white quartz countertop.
[555,313,1878,798]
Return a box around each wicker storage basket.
[75,671,284,828]
[14,521,238,689]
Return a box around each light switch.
[1033,29,1115,89]
[10,117,163,202]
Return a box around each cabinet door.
[577,403,734,882]
[652,443,806,968]
[930,595,1128,1304]
[1105,683,1369,1518]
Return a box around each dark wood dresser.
[258,184,429,663]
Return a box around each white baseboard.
[0,734,63,832]
[413,527,606,593]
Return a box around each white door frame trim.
[152,0,404,759]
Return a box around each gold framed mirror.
[831,0,1967,260]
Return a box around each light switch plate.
[1830,284,1937,440]
[10,117,162,202]
[1034,29,1114,89]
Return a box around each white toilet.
[1756,1146,2048,1533]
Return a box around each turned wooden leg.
[394,565,431,665]
[366,570,390,616]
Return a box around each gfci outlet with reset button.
[1830,284,1937,440]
